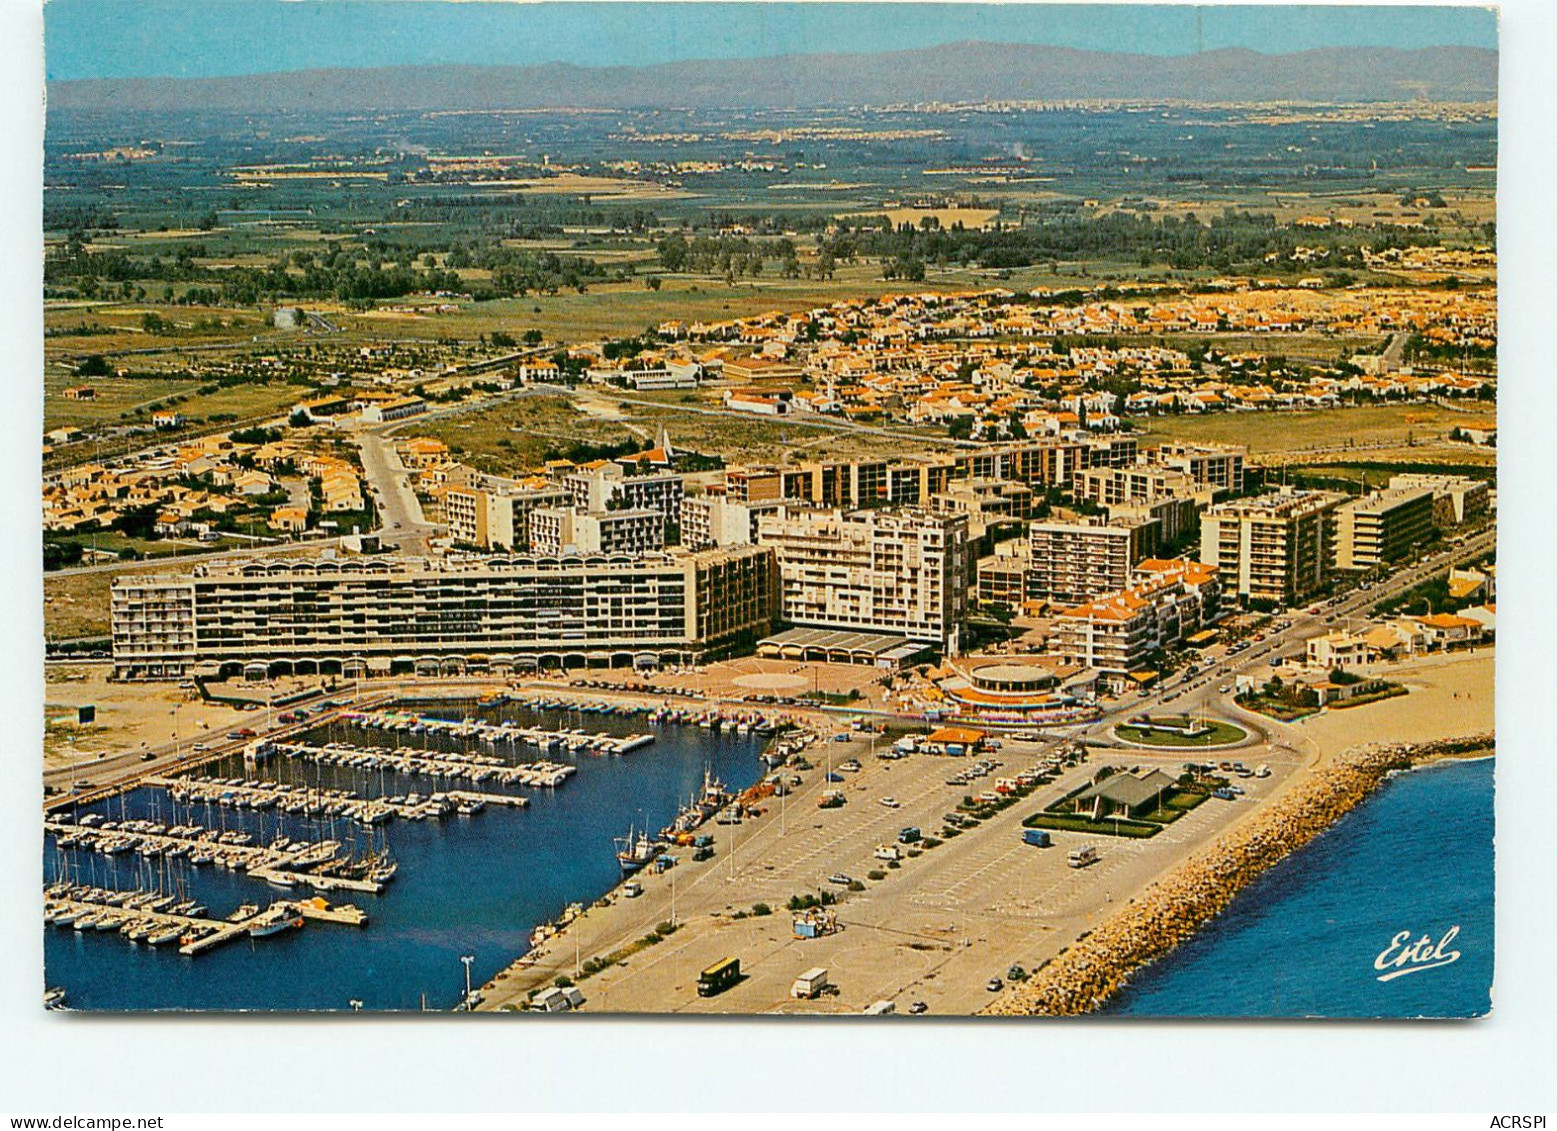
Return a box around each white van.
[791,967,830,999]
[1067,845,1100,869]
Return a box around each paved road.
[351,423,436,553]
[1077,523,1497,742]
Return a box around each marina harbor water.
[44,701,765,1010]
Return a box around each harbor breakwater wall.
[983,733,1494,1017]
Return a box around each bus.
[698,956,741,997]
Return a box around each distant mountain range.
[47,42,1497,113]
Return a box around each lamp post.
[460,953,474,1009]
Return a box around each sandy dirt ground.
[646,657,895,708]
[43,665,333,771]
[1297,648,1494,759]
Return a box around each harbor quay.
[478,724,1309,1014]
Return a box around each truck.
[791,967,830,999]
[874,844,903,862]
[1022,828,1052,848]
[698,957,741,997]
[897,826,922,844]
[862,1000,896,1015]
[1067,845,1100,869]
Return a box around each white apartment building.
[528,506,664,556]
[755,507,970,651]
[445,483,572,551]
[1026,517,1150,604]
[1156,442,1247,495]
[1332,488,1436,572]
[1199,489,1345,606]
[680,493,784,551]
[1073,463,1199,506]
[1051,559,1222,675]
[1386,473,1491,528]
[565,464,685,534]
[111,547,778,679]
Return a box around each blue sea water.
[43,705,765,1012]
[1106,756,1495,1018]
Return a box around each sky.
[44,1,1498,82]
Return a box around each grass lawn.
[1233,696,1319,723]
[1114,717,1248,748]
[1022,812,1161,839]
[1135,790,1211,824]
[413,395,636,474]
[43,375,195,431]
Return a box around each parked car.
[986,977,1004,992]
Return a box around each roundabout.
[1112,715,1250,750]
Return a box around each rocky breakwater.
[983,734,1493,1017]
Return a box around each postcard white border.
[1,0,1552,1113]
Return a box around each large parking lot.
[489,726,1302,1015]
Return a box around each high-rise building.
[1157,442,1247,495]
[1052,559,1221,675]
[1386,473,1491,528]
[1073,464,1199,507]
[564,463,685,535]
[1199,489,1345,605]
[1332,488,1436,572]
[680,493,784,550]
[445,482,572,550]
[528,506,664,556]
[755,507,970,650]
[1026,517,1151,604]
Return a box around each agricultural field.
[1130,403,1496,464]
[44,374,300,434]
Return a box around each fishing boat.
[615,825,661,874]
